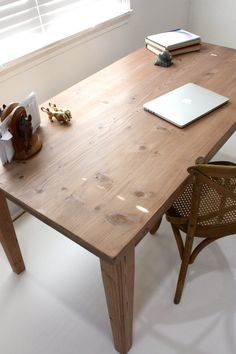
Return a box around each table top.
[0,43,236,262]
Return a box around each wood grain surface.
[0,43,236,262]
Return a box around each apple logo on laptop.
[182,98,192,104]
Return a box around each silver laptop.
[143,83,229,128]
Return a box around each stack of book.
[145,29,201,56]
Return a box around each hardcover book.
[145,29,201,51]
[146,43,201,56]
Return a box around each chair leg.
[189,236,223,264]
[174,235,194,304]
[149,216,162,235]
[171,224,184,259]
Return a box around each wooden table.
[0,43,236,354]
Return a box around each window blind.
[0,0,130,65]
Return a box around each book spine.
[167,39,201,50]
[145,38,165,51]
[171,44,201,55]
[146,44,162,55]
[146,43,201,56]
[145,37,201,51]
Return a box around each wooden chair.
[166,158,236,304]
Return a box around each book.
[146,43,201,56]
[145,29,201,51]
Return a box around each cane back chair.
[166,159,236,304]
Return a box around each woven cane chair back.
[171,162,236,236]
[165,160,236,304]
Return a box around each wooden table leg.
[100,246,134,354]
[0,193,25,274]
[149,216,162,235]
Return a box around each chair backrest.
[187,161,236,229]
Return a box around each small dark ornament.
[8,106,42,160]
[154,50,173,67]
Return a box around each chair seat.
[167,204,236,238]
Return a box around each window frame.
[0,0,132,77]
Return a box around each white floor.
[1,134,236,354]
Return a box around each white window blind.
[0,0,130,65]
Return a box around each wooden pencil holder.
[1,103,42,160]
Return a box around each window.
[0,0,131,66]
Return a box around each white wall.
[0,0,189,105]
[188,0,236,49]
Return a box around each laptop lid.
[143,83,229,128]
